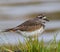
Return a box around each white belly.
[18,27,44,37]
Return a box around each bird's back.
[15,19,45,31]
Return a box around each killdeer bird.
[2,15,49,37]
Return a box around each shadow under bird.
[1,15,49,37]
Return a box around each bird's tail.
[0,28,16,33]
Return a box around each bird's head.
[36,14,49,23]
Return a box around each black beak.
[44,18,49,22]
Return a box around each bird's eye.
[37,16,43,19]
[39,17,42,19]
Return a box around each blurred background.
[0,0,60,45]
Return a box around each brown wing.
[14,20,43,31]
[3,19,44,32]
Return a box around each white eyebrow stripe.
[38,16,42,17]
